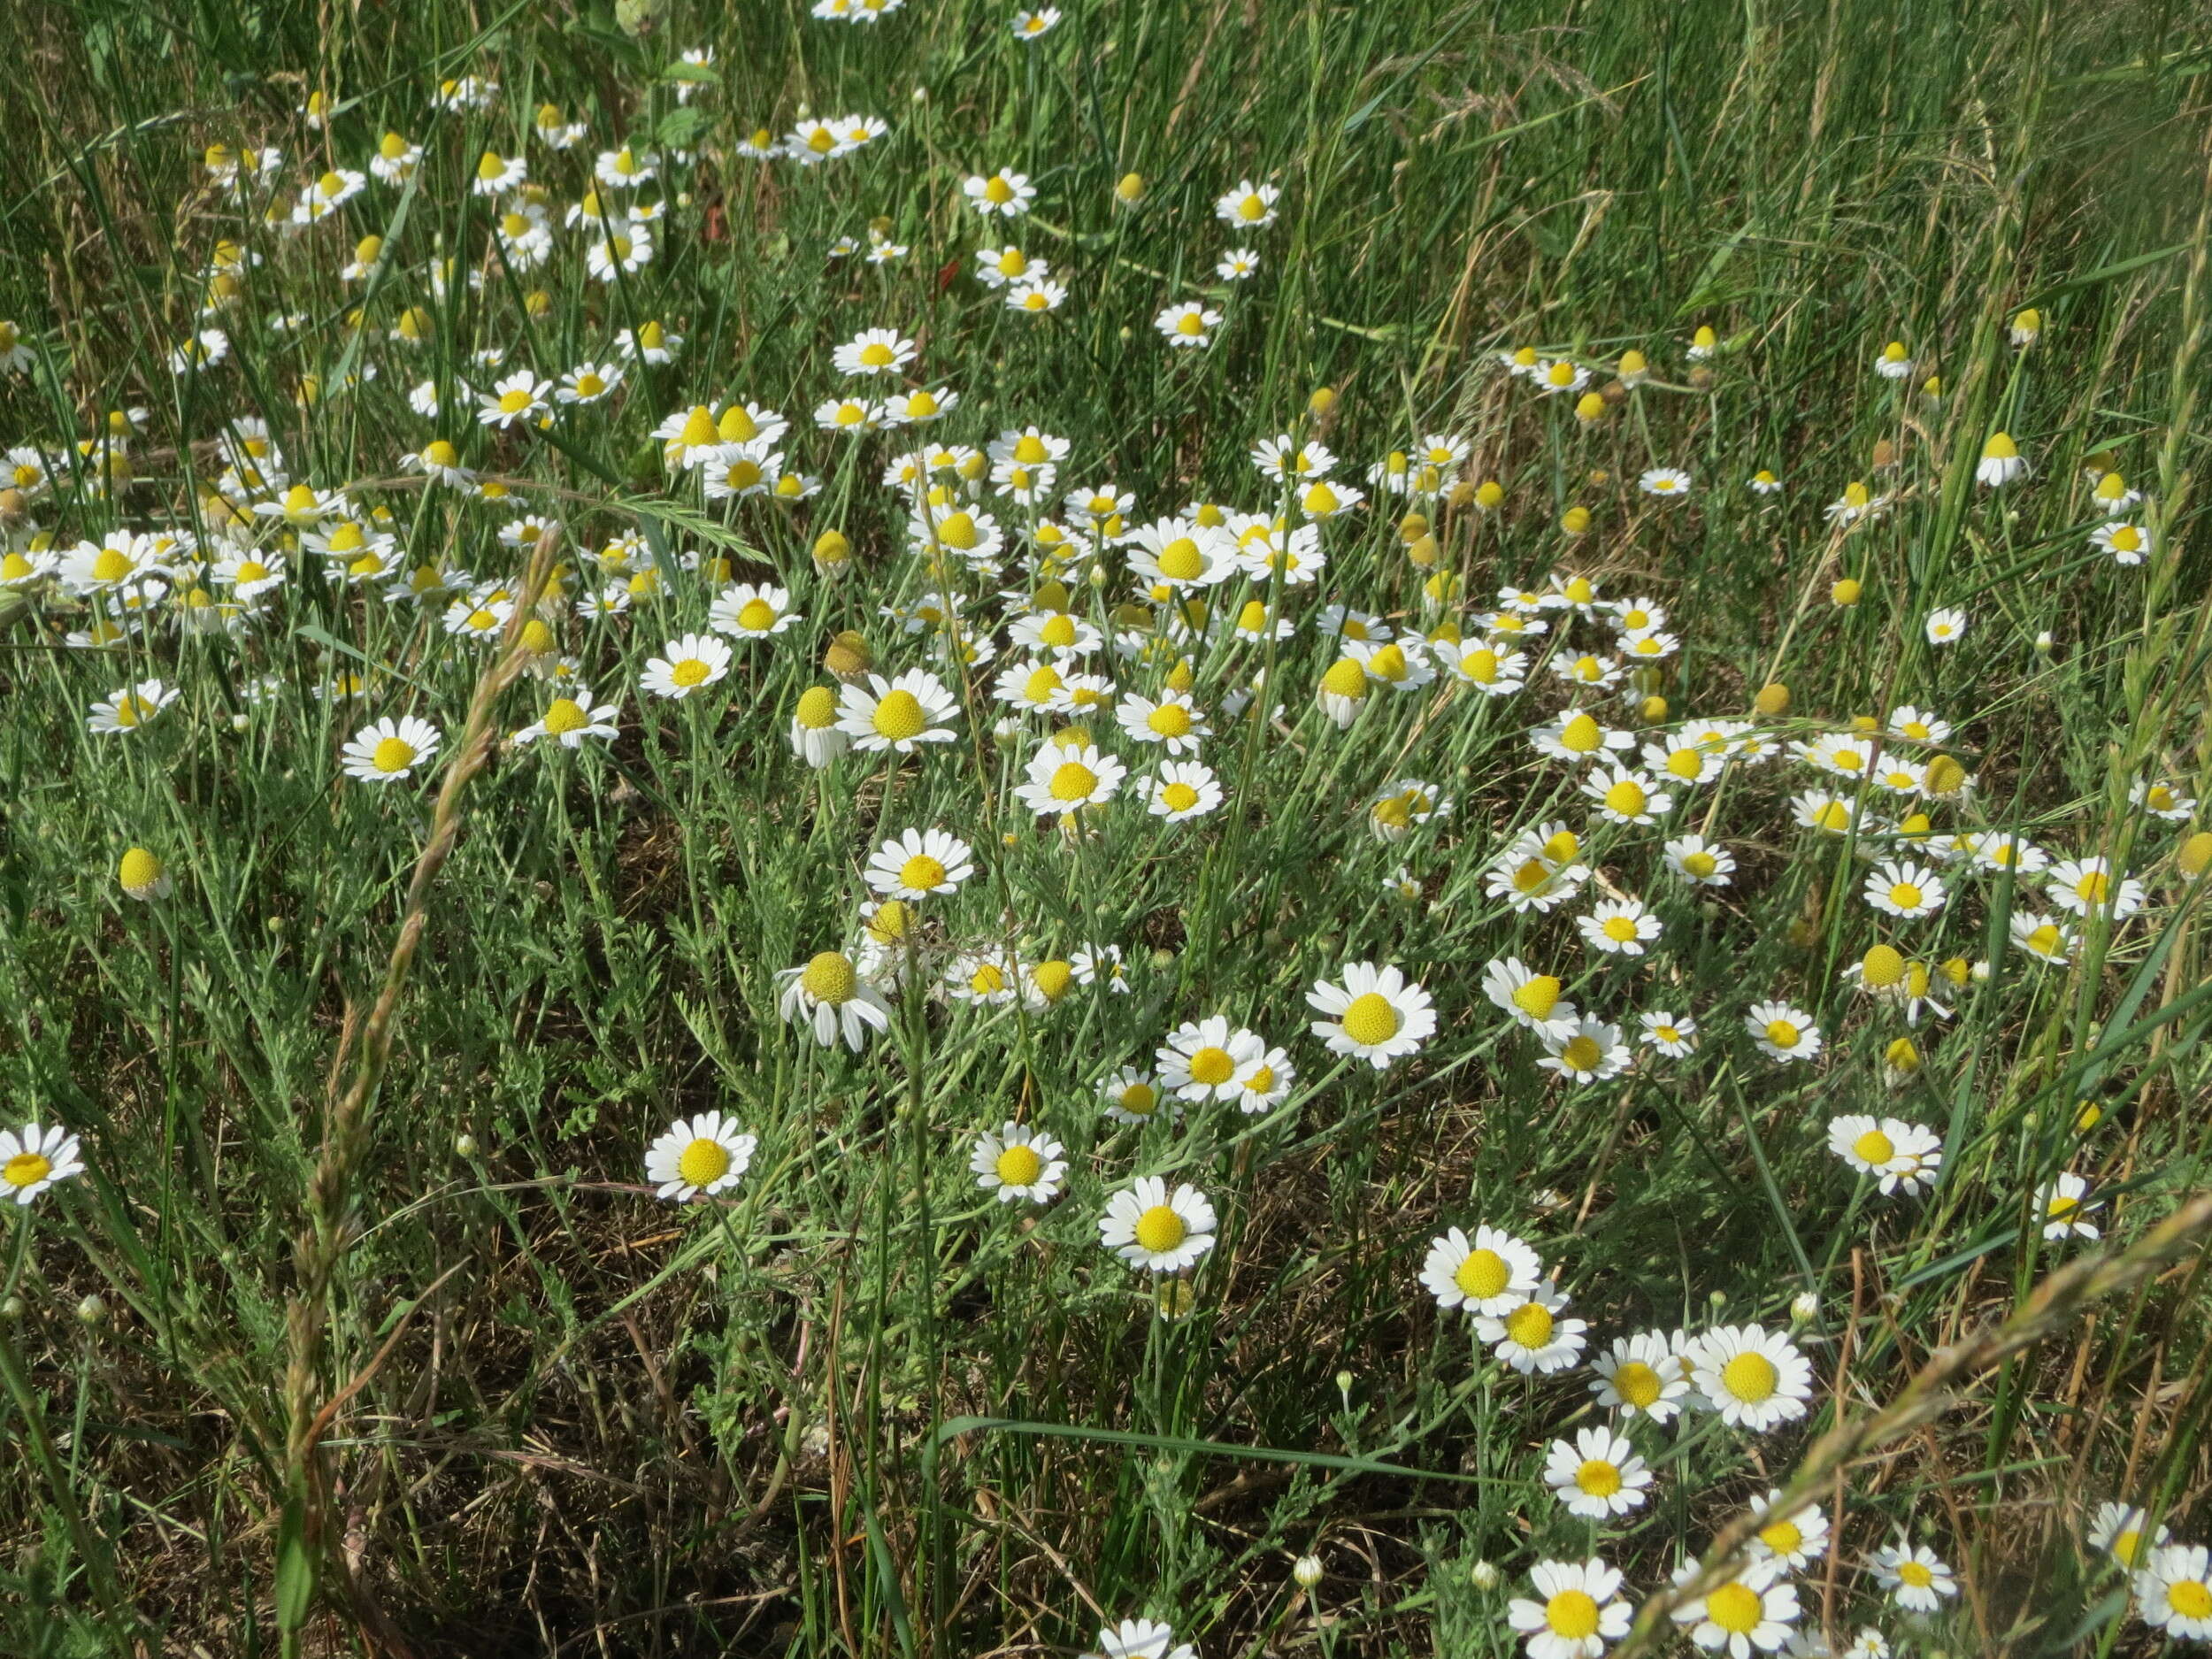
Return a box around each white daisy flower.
[775,951,895,1051]
[971,1123,1068,1204]
[1419,1225,1542,1317]
[1306,962,1436,1069]
[1099,1176,1216,1273]
[341,714,441,783]
[1505,1557,1632,1659]
[0,1123,85,1206]
[1544,1426,1651,1519]
[1869,1540,1957,1613]
[1691,1324,1813,1431]
[644,1110,757,1202]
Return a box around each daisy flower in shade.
[1639,466,1692,498]
[1923,606,1968,646]
[1589,1332,1691,1422]
[1099,1176,1216,1272]
[1217,247,1260,280]
[1544,1426,1652,1520]
[1578,898,1662,957]
[1005,278,1067,315]
[1664,834,1737,887]
[1671,1558,1798,1657]
[710,583,803,641]
[641,632,733,700]
[866,827,974,901]
[1863,860,1947,919]
[776,950,895,1050]
[1015,737,1125,818]
[1013,7,1062,38]
[1747,1491,1830,1569]
[1506,1557,1632,1659]
[2093,520,2148,565]
[1307,962,1436,1069]
[1827,1116,1942,1195]
[1870,1541,1957,1613]
[2136,1545,2212,1642]
[87,680,180,735]
[964,168,1035,217]
[2039,1172,2101,1240]
[1693,1325,1812,1430]
[0,1124,84,1206]
[1098,1066,1177,1126]
[1368,780,1450,841]
[971,1123,1068,1204]
[789,686,850,768]
[1482,958,1578,1040]
[1117,689,1210,755]
[1094,1618,1194,1659]
[1540,1018,1631,1085]
[1479,1280,1587,1374]
[833,326,917,377]
[1638,1010,1697,1059]
[2086,1502,2170,1569]
[2046,856,2146,920]
[1215,180,1279,227]
[1746,1002,1821,1064]
[2132,779,2197,821]
[2009,911,2077,966]
[644,1111,756,1202]
[1488,843,1592,914]
[514,688,620,748]
[477,370,551,429]
[1156,1017,1263,1103]
[1230,1044,1295,1114]
[836,669,960,754]
[1155,302,1222,348]
[1146,761,1222,822]
[342,715,441,783]
[1420,1225,1543,1317]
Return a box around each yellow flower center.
[858,342,895,367]
[1722,1352,1779,1402]
[372,737,417,773]
[677,1136,731,1187]
[802,951,857,1004]
[1898,1562,1934,1589]
[1667,749,1704,780]
[1613,1361,1662,1409]
[1890,882,1922,910]
[725,597,775,634]
[1707,1583,1763,1634]
[1117,1083,1158,1117]
[4,1152,52,1188]
[1512,859,1552,895]
[995,1145,1043,1187]
[794,687,837,730]
[2074,870,2110,904]
[1560,712,1601,753]
[899,854,947,892]
[1575,1459,1622,1498]
[1544,1591,1600,1640]
[1242,1065,1274,1094]
[668,658,710,688]
[1032,961,1074,1002]
[1454,1248,1509,1301]
[872,689,927,740]
[541,698,588,735]
[2047,1194,2078,1220]
[476,151,506,181]
[1604,780,1647,817]
[2026,924,2062,956]
[1764,1020,1801,1050]
[1302,482,1340,516]
[1012,434,1047,463]
[91,549,133,581]
[1854,1129,1896,1165]
[1162,782,1200,812]
[1505,1302,1555,1349]
[1560,1035,1601,1072]
[1601,916,1640,942]
[1366,644,1408,681]
[1760,1519,1803,1555]
[1176,312,1206,337]
[1462,648,1499,682]
[1187,1047,1235,1086]
[2170,1581,2212,1618]
[1048,761,1098,802]
[984,175,1016,204]
[1236,195,1265,221]
[1339,993,1401,1047]
[1133,1204,1187,1253]
[1322,657,1370,699]
[1862,944,1905,987]
[1148,703,1194,739]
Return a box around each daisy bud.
[1640,695,1669,722]
[76,1294,108,1327]
[1149,947,1176,969]
[454,1133,479,1158]
[518,618,557,655]
[525,289,553,318]
[811,529,851,575]
[1474,480,1505,511]
[1469,1560,1500,1591]
[1561,505,1591,535]
[2010,307,2041,346]
[824,630,872,680]
[1308,386,1337,417]
[1755,682,1791,717]
[117,846,172,902]
[1871,438,1898,470]
[1922,755,1968,796]
[1407,533,1439,568]
[2179,831,2212,877]
[1573,391,1607,424]
[1293,1555,1324,1589]
[0,488,25,525]
[0,1296,21,1320]
[1831,578,1863,606]
[1708,1288,1728,1309]
[1790,1290,1819,1324]
[1115,172,1145,204]
[1398,511,1429,542]
[1334,1369,1355,1399]
[2035,630,2055,655]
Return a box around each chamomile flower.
[1506,1558,1632,1659]
[340,715,441,783]
[1746,1002,1821,1064]
[788,686,850,767]
[1217,247,1260,280]
[1100,1176,1216,1272]
[1481,958,1578,1039]
[1117,689,1210,755]
[1479,1281,1587,1373]
[2131,779,2197,822]
[513,689,620,748]
[2046,856,2146,920]
[1215,180,1279,228]
[1828,1115,1942,1195]
[1487,841,1591,913]
[1744,1492,1829,1570]
[777,950,895,1050]
[1307,962,1435,1068]
[837,670,960,753]
[1638,1010,1697,1059]
[1532,710,1636,764]
[866,827,974,901]
[1156,1017,1263,1103]
[1639,467,1692,498]
[1692,1325,1812,1430]
[708,583,802,641]
[1671,1559,1798,1657]
[2039,1172,2101,1240]
[1863,860,1947,918]
[1099,1066,1175,1125]
[1420,1225,1542,1316]
[0,1124,84,1206]
[1975,431,2028,487]
[1540,1018,1632,1085]
[2092,521,2148,565]
[833,326,917,377]
[1013,8,1062,39]
[1583,765,1673,826]
[964,168,1035,217]
[2008,912,2076,964]
[1005,278,1067,314]
[1016,737,1125,817]
[972,1123,1068,1204]
[1589,1332,1691,1421]
[1544,1427,1651,1519]
[2136,1544,2212,1642]
[1230,1044,1295,1113]
[1923,607,1968,646]
[641,632,733,700]
[1155,301,1222,349]
[1870,1542,1957,1613]
[2087,1502,2170,1570]
[86,679,180,735]
[645,1111,756,1201]
[1578,898,1662,956]
[1664,834,1737,887]
[1147,760,1222,822]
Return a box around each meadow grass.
[0,0,2209,1655]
